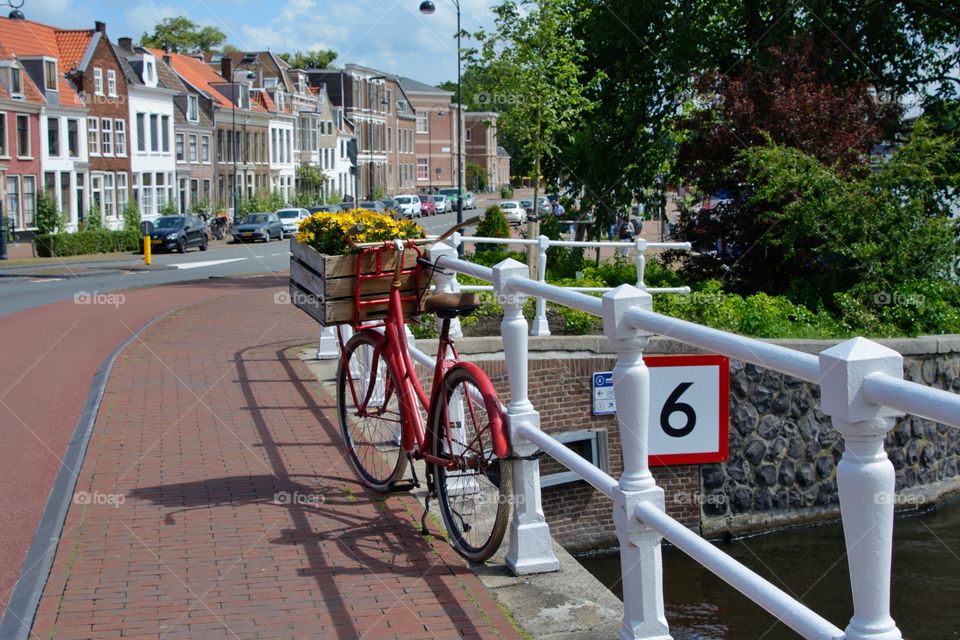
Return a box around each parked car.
[464,191,476,210]
[499,201,527,225]
[358,200,386,212]
[381,197,397,212]
[393,195,422,218]
[149,215,209,253]
[438,187,477,210]
[520,199,534,215]
[418,194,437,216]
[434,194,449,214]
[232,212,285,242]
[309,204,342,214]
[276,208,310,236]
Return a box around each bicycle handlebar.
[344,214,485,250]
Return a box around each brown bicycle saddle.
[422,292,481,318]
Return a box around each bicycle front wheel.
[429,365,510,562]
[337,330,407,491]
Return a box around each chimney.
[118,37,133,52]
[94,21,106,34]
[221,57,232,81]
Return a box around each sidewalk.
[28,284,522,639]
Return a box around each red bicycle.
[336,217,511,562]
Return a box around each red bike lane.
[0,276,286,613]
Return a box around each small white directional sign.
[592,355,729,466]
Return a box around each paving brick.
[32,283,523,639]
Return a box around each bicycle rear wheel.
[337,330,407,491]
[429,365,510,562]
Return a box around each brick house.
[399,77,462,194]
[310,65,416,198]
[0,45,42,233]
[464,111,509,193]
[146,48,215,215]
[0,16,91,232]
[60,22,132,230]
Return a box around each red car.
[418,194,438,216]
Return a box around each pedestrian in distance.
[617,216,633,258]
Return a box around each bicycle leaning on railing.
[336,216,512,562]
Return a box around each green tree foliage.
[277,49,338,70]
[122,201,142,232]
[35,191,64,235]
[140,16,227,53]
[475,205,509,244]
[466,161,488,192]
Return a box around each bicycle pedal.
[388,482,418,493]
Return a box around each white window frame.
[0,112,7,158]
[201,135,210,163]
[44,58,58,92]
[188,133,197,162]
[117,172,128,213]
[22,175,36,227]
[93,67,103,95]
[175,133,184,162]
[416,111,428,134]
[187,95,199,122]
[114,119,126,156]
[107,69,117,97]
[103,172,115,218]
[16,114,30,159]
[6,175,20,223]
[417,158,427,180]
[10,66,22,96]
[100,118,112,156]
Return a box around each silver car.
[434,194,449,214]
[499,200,527,225]
[464,192,477,210]
[276,208,310,235]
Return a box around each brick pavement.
[31,281,522,639]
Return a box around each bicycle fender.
[451,362,509,459]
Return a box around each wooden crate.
[289,240,423,325]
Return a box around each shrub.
[36,230,141,257]
[82,205,103,232]
[475,205,509,245]
[35,191,65,235]
[499,185,513,198]
[123,201,142,232]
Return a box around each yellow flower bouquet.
[295,209,425,255]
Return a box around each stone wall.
[424,334,960,548]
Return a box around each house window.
[189,134,197,162]
[155,172,166,209]
[465,128,471,142]
[6,176,19,222]
[93,68,103,95]
[149,115,158,152]
[201,135,210,162]
[144,60,154,83]
[136,113,146,152]
[117,172,128,213]
[141,173,153,214]
[0,113,6,157]
[22,175,36,226]
[67,119,79,157]
[107,69,117,97]
[387,127,392,152]
[115,119,126,156]
[103,173,115,218]
[187,95,199,122]
[417,158,427,180]
[238,85,250,110]
[47,117,59,156]
[416,112,428,134]
[175,133,184,161]
[161,116,170,152]
[88,117,99,156]
[44,60,58,91]
[101,119,112,155]
[10,67,21,95]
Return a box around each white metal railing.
[446,233,692,336]
[413,244,960,640]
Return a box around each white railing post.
[603,285,671,640]
[426,243,462,338]
[493,257,560,575]
[316,325,340,359]
[634,238,648,290]
[531,235,551,336]
[819,338,904,640]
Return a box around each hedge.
[36,230,142,257]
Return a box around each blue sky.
[19,0,497,85]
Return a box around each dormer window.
[187,95,199,122]
[238,84,250,110]
[44,59,57,91]
[10,66,22,96]
[145,60,154,83]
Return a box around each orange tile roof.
[55,29,93,73]
[255,90,275,112]
[0,17,85,107]
[149,48,234,108]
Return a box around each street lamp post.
[420,0,464,255]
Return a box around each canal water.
[578,501,960,639]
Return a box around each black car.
[149,215,208,253]
[308,204,342,214]
[358,200,386,212]
[232,212,285,243]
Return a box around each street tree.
[473,0,602,274]
[140,16,228,53]
[277,49,338,70]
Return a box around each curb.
[0,312,170,639]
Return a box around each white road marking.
[253,255,264,258]
[29,278,64,283]
[171,258,247,270]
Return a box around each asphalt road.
[0,210,474,317]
